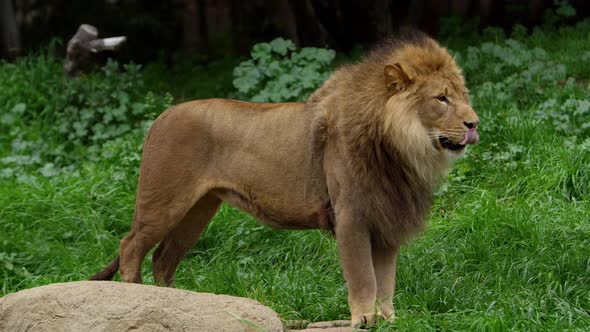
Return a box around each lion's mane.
[307,31,464,247]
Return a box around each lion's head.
[382,35,480,160]
[308,31,479,182]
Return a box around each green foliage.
[56,60,167,145]
[536,98,590,135]
[460,39,566,89]
[453,32,590,139]
[0,52,172,179]
[544,0,577,27]
[439,15,480,48]
[232,38,335,102]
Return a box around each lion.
[91,31,479,328]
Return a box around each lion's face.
[414,75,479,155]
[384,62,479,157]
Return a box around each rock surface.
[287,320,353,332]
[0,281,283,332]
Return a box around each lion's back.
[143,98,322,191]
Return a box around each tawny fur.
[91,31,479,328]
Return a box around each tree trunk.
[275,0,300,45]
[0,0,22,60]
[370,0,393,40]
[310,0,394,51]
[309,0,347,50]
[403,0,425,27]
[182,0,209,55]
[288,0,330,47]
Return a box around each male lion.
[92,31,479,328]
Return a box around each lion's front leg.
[335,208,378,328]
[372,245,399,321]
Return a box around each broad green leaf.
[269,38,296,56]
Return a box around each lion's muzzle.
[459,128,479,145]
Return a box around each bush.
[232,38,335,102]
[536,98,590,135]
[0,51,172,177]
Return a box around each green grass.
[2,21,590,331]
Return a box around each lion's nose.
[464,120,480,129]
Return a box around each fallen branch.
[64,24,127,77]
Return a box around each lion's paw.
[351,312,378,330]
[377,306,396,321]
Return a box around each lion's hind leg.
[118,187,208,284]
[118,212,179,284]
[152,192,221,286]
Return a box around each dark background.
[2,0,590,62]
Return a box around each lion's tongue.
[459,128,479,145]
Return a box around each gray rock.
[307,320,350,328]
[288,320,353,332]
[0,281,283,332]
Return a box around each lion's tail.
[90,256,120,281]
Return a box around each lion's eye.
[435,95,449,104]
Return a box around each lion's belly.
[213,186,328,230]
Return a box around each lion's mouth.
[438,137,466,151]
[438,128,479,151]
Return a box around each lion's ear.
[384,63,415,93]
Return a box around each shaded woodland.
[2,0,590,62]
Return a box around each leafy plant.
[50,60,172,146]
[536,98,590,135]
[0,53,172,176]
[232,38,335,102]
[544,0,576,27]
[461,39,566,89]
